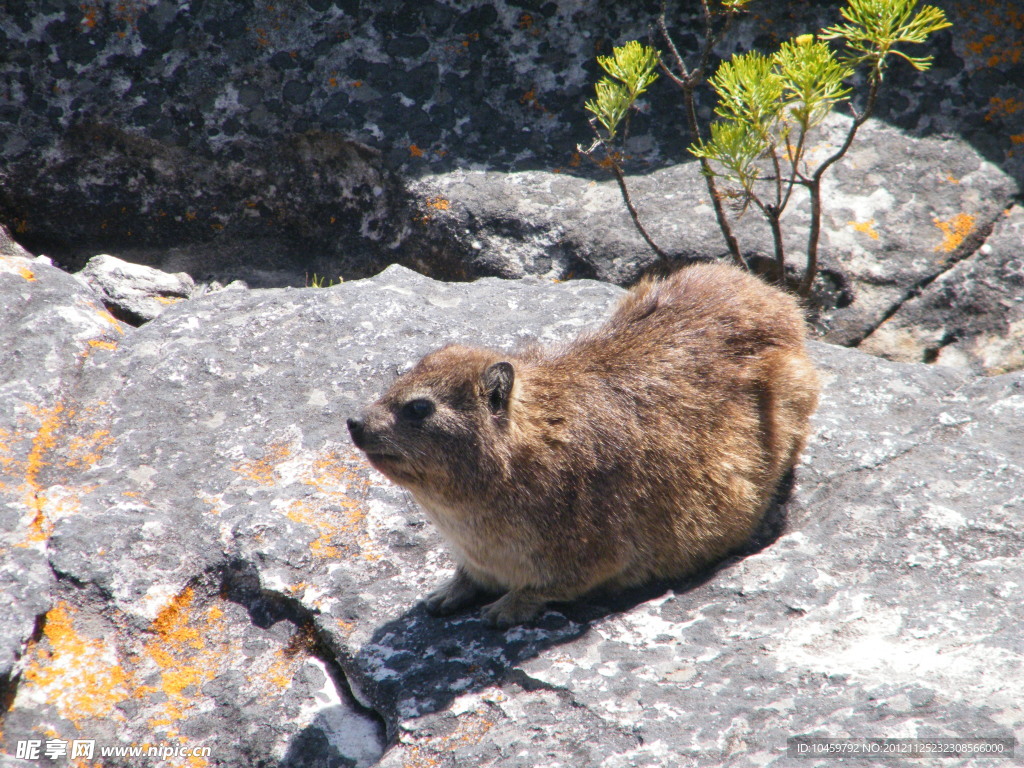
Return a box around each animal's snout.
[347,417,366,448]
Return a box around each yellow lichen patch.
[155,296,183,306]
[19,602,132,728]
[87,338,118,351]
[425,196,450,211]
[848,219,879,240]
[933,213,976,253]
[231,440,292,485]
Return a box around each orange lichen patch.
[259,649,299,691]
[425,196,450,211]
[142,588,225,733]
[80,3,100,29]
[65,429,113,470]
[87,338,118,351]
[199,493,227,515]
[0,256,36,281]
[933,213,976,253]
[409,143,425,157]
[20,402,66,543]
[20,602,132,728]
[985,96,1024,122]
[335,619,356,636]
[155,296,183,306]
[519,87,547,113]
[848,219,879,240]
[95,308,125,333]
[957,0,1024,71]
[231,440,292,485]
[286,499,343,558]
[1,400,110,545]
[967,33,998,55]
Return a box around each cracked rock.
[2,258,1021,766]
[77,253,196,326]
[859,204,1024,375]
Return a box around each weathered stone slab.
[406,115,1018,347]
[77,253,195,325]
[2,262,1021,765]
[859,203,1024,375]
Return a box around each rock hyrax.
[348,263,820,627]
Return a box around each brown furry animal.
[347,263,820,627]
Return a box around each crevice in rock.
[217,559,390,762]
[505,667,574,699]
[849,206,1007,348]
[0,610,46,719]
[922,329,961,364]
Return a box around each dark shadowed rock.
[1,258,1021,765]
[1,1,1021,290]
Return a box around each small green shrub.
[581,0,951,297]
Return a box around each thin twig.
[608,160,671,262]
[799,67,880,296]
[658,4,747,269]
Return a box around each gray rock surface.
[77,253,196,325]
[406,116,1018,348]
[2,257,1021,766]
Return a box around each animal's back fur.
[495,263,819,590]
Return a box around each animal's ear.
[483,362,514,414]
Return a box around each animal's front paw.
[481,591,544,628]
[424,569,487,616]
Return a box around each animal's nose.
[347,417,365,447]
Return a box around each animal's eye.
[400,398,435,421]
